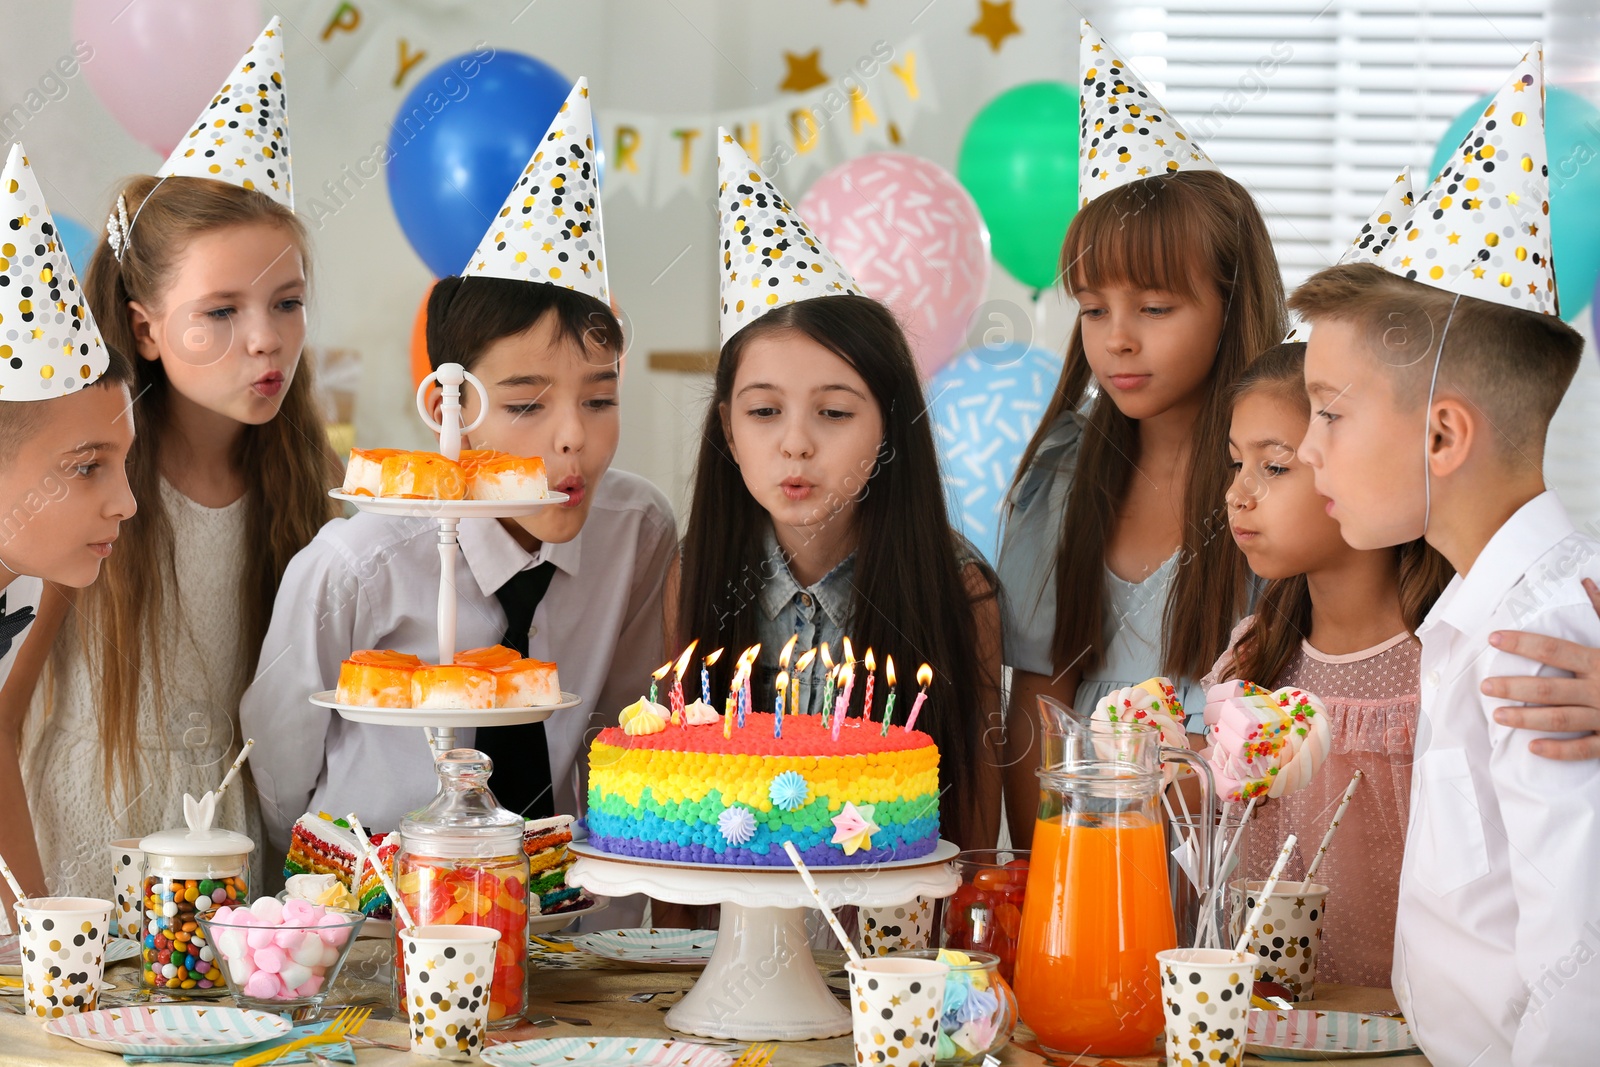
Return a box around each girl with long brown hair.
[1202,342,1450,986]
[997,167,1287,844]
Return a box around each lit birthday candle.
[701,646,724,702]
[792,647,817,718]
[670,639,698,725]
[860,649,876,728]
[648,660,672,705]
[880,656,897,735]
[818,643,835,726]
[904,663,934,731]
[832,663,853,741]
[774,670,789,738]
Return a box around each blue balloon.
[386,50,574,278]
[55,215,97,274]
[1429,84,1600,322]
[928,343,1065,563]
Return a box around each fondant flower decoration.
[682,699,721,726]
[831,802,879,855]
[621,698,668,736]
[768,771,810,812]
[717,805,756,846]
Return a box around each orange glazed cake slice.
[412,664,496,709]
[467,454,548,500]
[456,645,562,707]
[336,650,424,707]
[341,448,404,497]
[379,451,466,499]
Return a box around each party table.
[0,937,1429,1065]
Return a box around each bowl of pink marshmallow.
[197,896,366,1019]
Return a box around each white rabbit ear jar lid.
[140,790,256,860]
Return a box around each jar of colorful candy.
[895,948,1017,1064]
[938,849,1028,982]
[395,748,530,1028]
[136,824,253,995]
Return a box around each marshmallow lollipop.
[1093,677,1190,782]
[1203,681,1331,803]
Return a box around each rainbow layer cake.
[522,814,590,913]
[587,710,940,866]
[282,812,397,918]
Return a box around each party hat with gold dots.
[463,78,608,304]
[1078,19,1218,206]
[1286,169,1416,341]
[716,128,863,346]
[0,145,108,402]
[157,18,292,209]
[1380,46,1556,315]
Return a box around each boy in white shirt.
[241,84,675,918]
[1290,48,1599,1066]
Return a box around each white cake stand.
[566,840,959,1041]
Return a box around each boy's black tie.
[475,562,556,820]
[0,593,36,664]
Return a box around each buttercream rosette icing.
[1203,680,1331,803]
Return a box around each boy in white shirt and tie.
[1289,49,1600,1066]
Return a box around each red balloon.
[410,285,434,391]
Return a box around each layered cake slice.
[467,453,548,500]
[341,448,405,496]
[456,645,562,707]
[522,814,590,914]
[412,664,496,709]
[282,812,395,918]
[379,451,467,499]
[335,650,424,708]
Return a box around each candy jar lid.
[399,748,525,858]
[139,789,255,859]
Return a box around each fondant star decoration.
[969,0,1022,53]
[831,802,879,855]
[780,49,829,93]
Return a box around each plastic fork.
[234,1006,372,1067]
[731,1043,778,1067]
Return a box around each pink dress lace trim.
[1201,617,1419,988]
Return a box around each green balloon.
[958,81,1080,291]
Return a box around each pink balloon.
[799,153,991,379]
[73,0,264,156]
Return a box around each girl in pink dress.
[1203,342,1452,986]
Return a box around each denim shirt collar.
[757,524,856,630]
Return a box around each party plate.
[0,933,139,976]
[571,928,717,968]
[43,1005,292,1055]
[1247,1009,1417,1059]
[483,1036,734,1067]
[528,895,610,936]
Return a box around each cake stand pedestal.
[566,840,959,1041]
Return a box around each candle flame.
[917,663,933,687]
[795,647,817,672]
[652,660,674,680]
[842,636,855,664]
[820,642,833,669]
[779,633,798,669]
[885,655,896,686]
[864,648,876,672]
[776,670,789,692]
[705,647,725,667]
[673,639,699,680]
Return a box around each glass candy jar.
[395,749,530,1028]
[137,824,253,995]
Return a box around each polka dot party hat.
[157,18,292,210]
[1078,19,1219,206]
[1380,46,1556,316]
[463,77,608,304]
[0,144,108,403]
[717,128,863,346]
[1287,169,1416,341]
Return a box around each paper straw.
[213,739,255,799]
[781,841,861,965]
[346,813,414,932]
[1196,796,1257,947]
[0,853,26,904]
[1301,770,1363,886]
[1234,833,1298,957]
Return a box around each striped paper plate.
[44,1005,291,1055]
[1247,1009,1417,1059]
[484,1037,734,1067]
[571,928,717,967]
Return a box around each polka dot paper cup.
[847,956,949,1067]
[400,924,502,1061]
[860,896,934,957]
[14,896,112,1020]
[1227,880,1328,1001]
[108,839,144,941]
[1156,947,1252,1067]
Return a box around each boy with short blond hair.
[1291,48,1600,1066]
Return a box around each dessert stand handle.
[415,362,488,461]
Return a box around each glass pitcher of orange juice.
[1013,697,1213,1058]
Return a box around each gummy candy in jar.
[137,819,253,996]
[394,748,530,1028]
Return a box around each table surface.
[0,937,1430,1066]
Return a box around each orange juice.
[1013,813,1176,1056]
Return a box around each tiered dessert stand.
[567,841,960,1041]
[308,363,584,753]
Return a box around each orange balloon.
[409,283,434,390]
